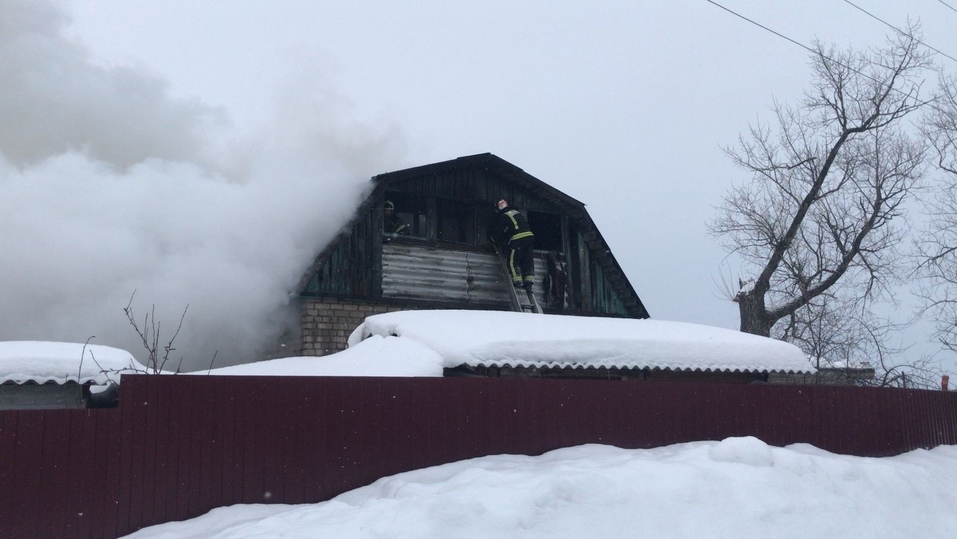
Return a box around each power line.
[704,0,815,55]
[706,0,928,100]
[938,0,957,15]
[709,1,955,66]
[843,0,957,63]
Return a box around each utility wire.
[938,0,957,15]
[705,0,815,55]
[843,0,957,63]
[706,0,927,100]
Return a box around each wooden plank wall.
[2,375,956,538]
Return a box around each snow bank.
[121,439,957,539]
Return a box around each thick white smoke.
[0,0,405,369]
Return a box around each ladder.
[494,245,543,314]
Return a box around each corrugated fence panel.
[0,408,122,539]
[97,410,123,539]
[2,376,957,538]
[9,411,43,539]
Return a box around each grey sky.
[3,0,956,369]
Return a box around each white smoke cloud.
[0,0,226,169]
[0,0,405,369]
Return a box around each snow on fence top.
[0,341,146,385]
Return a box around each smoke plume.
[0,0,405,369]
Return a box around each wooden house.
[296,153,650,356]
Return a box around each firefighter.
[383,200,410,235]
[493,198,535,290]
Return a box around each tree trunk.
[736,290,774,337]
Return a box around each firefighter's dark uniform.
[384,214,409,235]
[384,200,410,235]
[495,205,535,290]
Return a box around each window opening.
[437,198,474,244]
[383,192,427,237]
[479,203,500,244]
[527,211,563,252]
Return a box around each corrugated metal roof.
[350,310,817,375]
[0,341,146,385]
[381,242,547,307]
[460,360,810,374]
[382,243,506,305]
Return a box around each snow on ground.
[122,437,957,539]
[0,340,147,385]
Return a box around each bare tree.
[777,293,906,370]
[916,72,957,353]
[924,72,957,176]
[709,29,931,365]
[124,291,189,374]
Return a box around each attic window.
[528,211,563,252]
[437,198,474,244]
[384,192,427,237]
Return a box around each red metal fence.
[2,375,957,538]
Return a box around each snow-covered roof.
[347,310,815,374]
[201,335,444,377]
[0,341,147,385]
[1,311,814,382]
[198,310,816,378]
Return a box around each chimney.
[943,375,950,392]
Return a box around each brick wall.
[299,297,406,356]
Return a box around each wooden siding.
[300,155,648,318]
[302,208,379,298]
[302,236,357,296]
[385,169,560,214]
[305,228,623,316]
[587,247,629,316]
[2,375,956,538]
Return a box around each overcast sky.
[3,0,957,370]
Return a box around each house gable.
[296,154,650,355]
[300,153,648,315]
